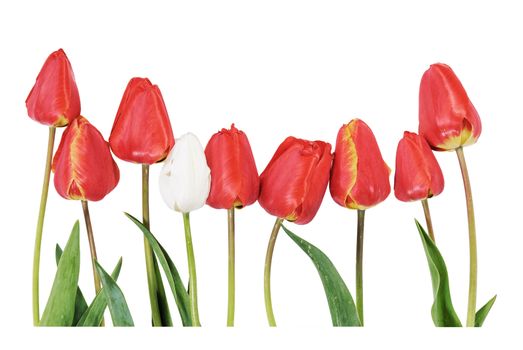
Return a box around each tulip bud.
[205,124,259,209]
[419,63,482,151]
[259,137,332,225]
[394,131,444,202]
[109,77,175,164]
[159,133,211,213]
[26,49,81,127]
[52,116,120,201]
[330,119,391,210]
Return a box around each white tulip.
[159,132,211,213]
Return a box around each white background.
[1,0,521,348]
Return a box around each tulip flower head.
[419,63,482,151]
[394,131,444,202]
[52,116,120,201]
[330,119,391,210]
[26,49,81,127]
[109,77,175,164]
[205,124,259,209]
[159,133,211,213]
[259,137,332,225]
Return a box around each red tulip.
[330,119,391,210]
[259,137,332,225]
[205,124,259,209]
[26,49,81,127]
[109,77,174,164]
[419,63,482,151]
[53,116,120,201]
[394,132,444,202]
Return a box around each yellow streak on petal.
[343,122,359,209]
[53,114,69,127]
[67,121,86,200]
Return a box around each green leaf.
[415,220,462,327]
[55,244,88,326]
[153,256,173,326]
[475,295,497,327]
[282,225,361,326]
[76,258,123,327]
[40,221,81,326]
[95,261,134,327]
[125,212,192,326]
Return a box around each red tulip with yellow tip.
[53,116,119,201]
[52,115,119,303]
[26,49,80,127]
[329,118,390,326]
[419,63,481,151]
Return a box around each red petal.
[53,116,120,201]
[26,49,81,127]
[419,63,482,150]
[109,78,174,164]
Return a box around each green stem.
[456,147,478,327]
[183,212,201,326]
[142,164,162,327]
[264,217,283,327]
[421,199,436,243]
[227,208,235,327]
[356,209,365,326]
[32,126,56,326]
[81,200,102,294]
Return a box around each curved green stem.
[81,200,102,294]
[183,212,201,326]
[81,200,104,326]
[421,199,436,243]
[264,217,283,327]
[227,208,235,327]
[32,126,56,326]
[356,209,365,326]
[142,164,162,327]
[456,147,478,327]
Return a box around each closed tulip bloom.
[159,133,211,213]
[205,124,259,209]
[419,63,482,151]
[394,132,444,202]
[109,77,174,164]
[26,49,81,127]
[259,137,332,225]
[52,116,120,201]
[330,119,391,210]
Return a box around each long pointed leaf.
[153,256,173,326]
[475,295,497,327]
[55,244,87,326]
[40,221,81,326]
[76,258,123,326]
[95,261,134,327]
[125,212,191,326]
[282,225,361,326]
[415,220,462,327]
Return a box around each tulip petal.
[26,49,81,127]
[110,78,175,164]
[53,116,120,201]
[205,124,259,209]
[159,133,210,213]
[259,137,332,224]
[330,120,390,210]
[419,63,482,151]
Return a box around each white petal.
[159,132,211,213]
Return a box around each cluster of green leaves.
[414,220,496,327]
[41,215,194,327]
[280,222,496,327]
[40,221,132,327]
